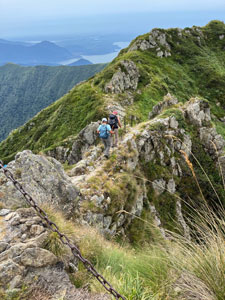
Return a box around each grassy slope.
[0,20,225,163]
[0,63,106,141]
[34,205,225,300]
[97,21,225,120]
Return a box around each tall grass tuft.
[87,205,224,299]
[38,190,225,299]
[171,207,225,300]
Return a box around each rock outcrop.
[149,93,179,119]
[199,127,225,157]
[0,207,109,300]
[47,122,100,164]
[184,98,225,157]
[184,98,211,127]
[128,29,172,57]
[104,60,140,93]
[0,150,80,216]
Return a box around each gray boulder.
[184,98,211,127]
[47,122,99,164]
[105,60,140,93]
[128,29,171,57]
[0,150,80,215]
[199,127,225,156]
[149,93,179,119]
[68,122,99,164]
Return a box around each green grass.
[214,119,225,139]
[73,205,225,300]
[0,82,106,163]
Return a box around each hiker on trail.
[108,111,121,147]
[97,118,114,159]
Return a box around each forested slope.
[0,63,106,141]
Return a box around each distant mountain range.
[0,63,106,141]
[0,39,75,66]
[68,59,92,66]
[0,36,130,66]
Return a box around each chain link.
[0,162,126,300]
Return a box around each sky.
[1,0,225,39]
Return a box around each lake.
[60,41,130,65]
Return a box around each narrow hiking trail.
[68,120,147,190]
[69,130,129,188]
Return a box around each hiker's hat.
[102,118,107,122]
[113,111,118,115]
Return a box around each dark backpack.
[99,124,109,139]
[108,114,118,129]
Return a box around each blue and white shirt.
[98,124,112,136]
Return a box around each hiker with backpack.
[97,118,114,158]
[108,111,121,147]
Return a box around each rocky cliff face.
[47,122,100,165]
[104,60,140,94]
[128,29,172,58]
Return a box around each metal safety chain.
[0,161,126,300]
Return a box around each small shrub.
[42,231,67,259]
[69,270,90,289]
[14,168,22,179]
[0,201,5,210]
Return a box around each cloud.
[0,0,225,38]
[1,0,225,20]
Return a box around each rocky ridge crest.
[1,96,224,236]
[67,96,224,238]
[0,96,224,297]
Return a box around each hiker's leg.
[111,132,115,147]
[105,137,111,156]
[102,139,107,154]
[114,128,118,146]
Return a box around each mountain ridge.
[1,20,224,163]
[0,39,74,65]
[68,58,93,66]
